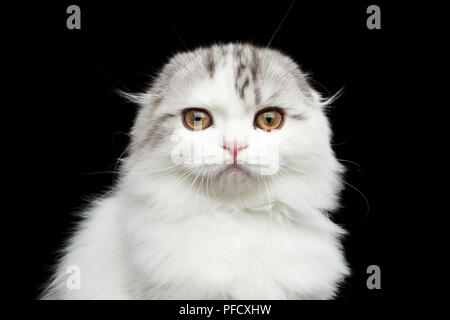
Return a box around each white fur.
[42,44,349,299]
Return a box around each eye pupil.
[265,115,274,124]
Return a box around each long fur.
[41,43,349,299]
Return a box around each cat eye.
[254,107,285,131]
[182,108,213,130]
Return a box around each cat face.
[125,44,340,202]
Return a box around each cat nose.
[222,141,248,160]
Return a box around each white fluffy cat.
[42,43,349,299]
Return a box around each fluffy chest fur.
[124,200,347,299]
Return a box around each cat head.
[122,43,343,212]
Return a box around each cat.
[41,43,349,299]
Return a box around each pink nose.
[222,141,248,163]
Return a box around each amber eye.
[254,107,285,131]
[183,108,212,130]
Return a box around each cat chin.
[210,164,274,195]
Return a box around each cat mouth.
[217,164,251,178]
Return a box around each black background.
[12,0,418,307]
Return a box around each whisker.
[342,180,370,228]
[337,158,362,172]
[267,0,296,48]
